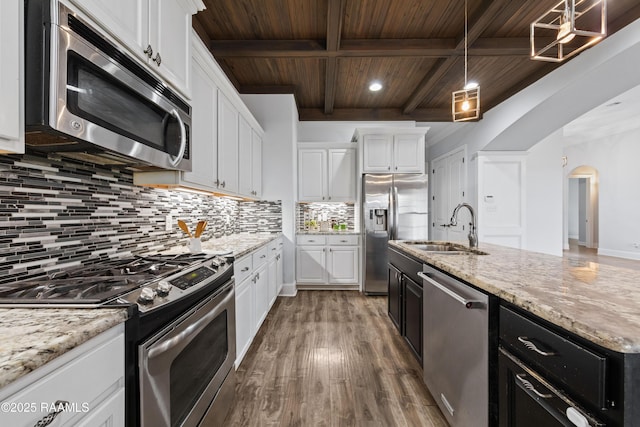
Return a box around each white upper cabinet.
[328,149,356,202]
[218,90,240,194]
[362,133,425,173]
[70,0,204,98]
[298,149,327,201]
[362,135,393,172]
[181,50,218,189]
[393,134,425,173]
[251,130,262,198]
[0,0,24,154]
[238,115,252,196]
[298,147,356,202]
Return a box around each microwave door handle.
[168,109,187,167]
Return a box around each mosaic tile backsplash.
[295,202,358,231]
[0,154,281,284]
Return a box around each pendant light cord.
[464,0,468,87]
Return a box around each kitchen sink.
[402,241,489,255]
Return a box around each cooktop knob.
[138,287,156,304]
[156,280,172,297]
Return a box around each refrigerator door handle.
[388,186,395,240]
[392,186,399,240]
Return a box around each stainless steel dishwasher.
[419,264,489,427]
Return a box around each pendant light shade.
[452,0,480,122]
[531,0,607,62]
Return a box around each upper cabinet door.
[251,130,262,199]
[298,149,327,201]
[181,56,217,189]
[0,0,24,153]
[218,91,239,194]
[393,134,425,173]
[148,0,192,97]
[362,135,393,172]
[328,149,356,202]
[238,115,253,196]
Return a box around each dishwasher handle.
[418,271,485,309]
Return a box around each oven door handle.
[147,283,233,363]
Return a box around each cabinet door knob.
[220,181,226,188]
[388,166,391,170]
[143,44,153,58]
[153,52,162,66]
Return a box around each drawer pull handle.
[260,255,266,259]
[515,374,553,399]
[33,400,69,427]
[241,267,250,272]
[517,336,556,356]
[308,239,315,242]
[340,240,348,242]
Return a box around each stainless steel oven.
[139,278,236,427]
[24,0,191,170]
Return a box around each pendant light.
[452,0,480,122]
[531,0,607,63]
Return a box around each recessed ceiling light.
[606,101,622,107]
[369,81,383,92]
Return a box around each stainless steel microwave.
[24,0,191,171]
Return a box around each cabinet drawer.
[500,306,607,409]
[268,238,281,257]
[252,246,269,267]
[234,255,253,284]
[326,235,359,245]
[296,235,326,245]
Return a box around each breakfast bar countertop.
[390,240,640,354]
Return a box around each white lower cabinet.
[296,235,359,286]
[327,246,359,283]
[267,237,283,306]
[234,239,281,368]
[234,269,253,368]
[0,324,125,427]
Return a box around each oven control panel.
[115,256,232,312]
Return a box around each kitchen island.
[390,240,640,426]
[390,240,640,353]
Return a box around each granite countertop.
[0,308,129,389]
[162,232,282,259]
[390,240,640,353]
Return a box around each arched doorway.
[565,166,599,250]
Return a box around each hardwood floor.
[223,291,447,427]
[565,239,640,271]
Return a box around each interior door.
[431,156,449,241]
[446,149,467,243]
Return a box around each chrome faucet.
[449,203,478,248]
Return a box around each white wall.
[525,133,564,256]
[563,128,640,260]
[241,94,299,292]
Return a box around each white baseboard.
[296,284,359,291]
[279,282,297,297]
[597,248,640,260]
[568,234,579,240]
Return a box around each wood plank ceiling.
[193,0,640,122]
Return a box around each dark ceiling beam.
[402,0,513,114]
[299,107,452,122]
[209,37,533,58]
[324,0,345,114]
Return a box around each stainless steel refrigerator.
[362,173,429,294]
